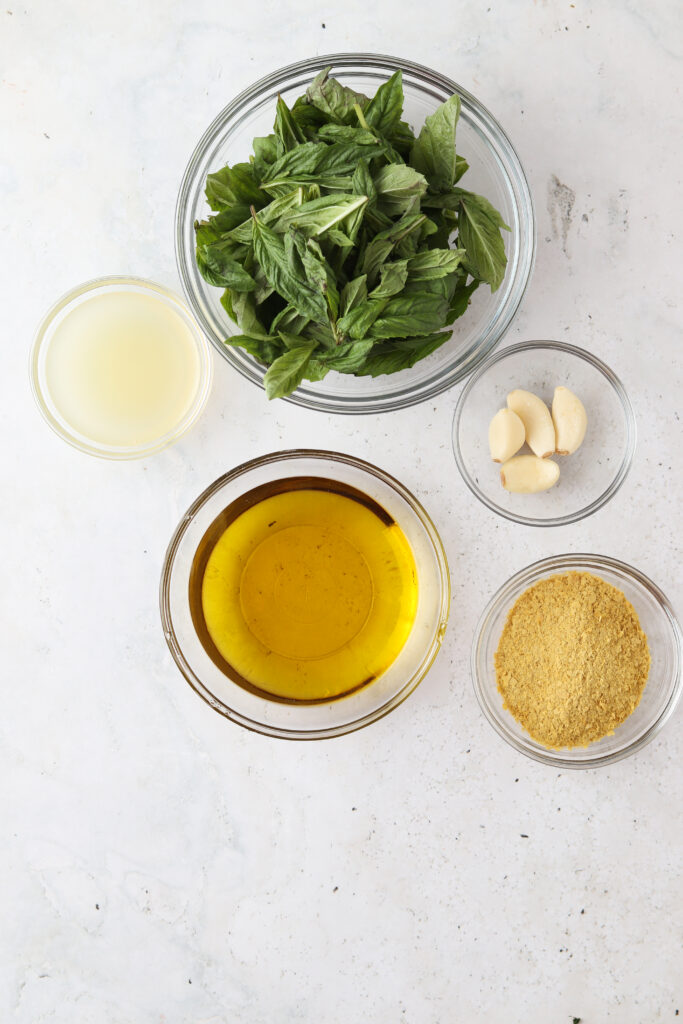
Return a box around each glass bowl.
[160,450,450,739]
[30,276,213,460]
[472,553,682,768]
[175,53,535,414]
[452,341,636,526]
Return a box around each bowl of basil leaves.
[176,54,535,413]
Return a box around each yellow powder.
[494,572,651,749]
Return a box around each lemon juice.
[44,287,202,448]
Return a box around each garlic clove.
[489,407,526,463]
[507,389,556,459]
[500,454,560,493]
[552,386,587,455]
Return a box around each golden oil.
[189,477,418,703]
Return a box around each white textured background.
[2,1,682,1021]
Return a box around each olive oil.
[189,478,418,703]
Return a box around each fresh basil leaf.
[352,158,377,203]
[274,95,306,155]
[373,164,428,216]
[369,293,449,338]
[357,331,452,376]
[303,320,337,350]
[448,277,480,320]
[230,290,271,339]
[264,342,318,399]
[340,275,368,315]
[286,229,340,319]
[337,298,388,340]
[455,154,469,182]
[205,162,264,209]
[224,333,282,364]
[252,135,278,180]
[252,217,328,322]
[260,173,354,197]
[324,227,355,248]
[316,338,375,372]
[270,304,310,336]
[226,187,306,243]
[407,247,466,279]
[274,194,368,237]
[291,95,328,134]
[305,68,370,125]
[262,142,326,182]
[317,124,379,146]
[315,140,385,175]
[457,194,508,291]
[198,244,257,291]
[409,93,461,192]
[363,69,404,135]
[369,259,409,299]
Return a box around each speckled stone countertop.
[2,1,682,1021]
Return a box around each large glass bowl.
[472,554,682,768]
[452,341,636,526]
[160,450,450,739]
[176,53,535,414]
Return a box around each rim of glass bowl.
[471,553,683,769]
[175,52,536,415]
[452,340,637,527]
[159,449,451,739]
[30,275,214,460]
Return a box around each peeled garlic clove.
[500,454,560,493]
[489,408,526,463]
[552,386,587,455]
[507,389,555,458]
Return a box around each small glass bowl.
[160,450,450,739]
[472,553,682,769]
[175,52,535,414]
[452,341,636,526]
[30,276,213,460]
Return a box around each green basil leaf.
[352,158,377,205]
[252,135,278,180]
[340,275,368,315]
[270,304,310,336]
[205,162,264,209]
[337,298,388,340]
[305,68,370,124]
[455,154,469,183]
[373,164,428,216]
[252,218,328,322]
[363,69,404,135]
[407,247,466,280]
[230,291,271,339]
[274,194,368,237]
[317,124,379,146]
[368,293,449,338]
[316,338,375,372]
[264,342,318,399]
[409,94,461,192]
[369,260,409,299]
[457,195,508,291]
[356,331,452,377]
[224,334,282,364]
[198,244,257,291]
[448,278,480,320]
[274,95,306,155]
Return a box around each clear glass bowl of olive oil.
[160,451,451,739]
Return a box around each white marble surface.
[2,1,682,1021]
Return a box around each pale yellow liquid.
[45,290,202,447]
